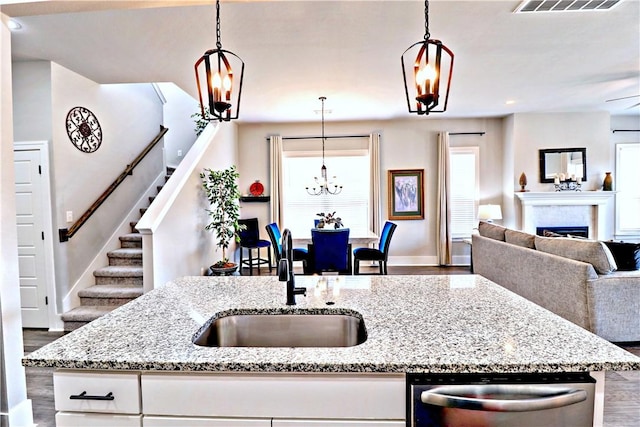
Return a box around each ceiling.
[4,0,640,123]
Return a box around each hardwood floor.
[23,266,639,426]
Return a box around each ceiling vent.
[515,0,623,13]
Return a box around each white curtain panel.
[269,135,283,227]
[369,132,382,237]
[437,131,452,265]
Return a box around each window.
[282,149,370,237]
[449,147,479,238]
[615,143,640,237]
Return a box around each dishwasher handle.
[420,384,587,412]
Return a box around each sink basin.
[193,312,367,348]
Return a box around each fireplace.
[536,226,589,238]
[515,192,615,241]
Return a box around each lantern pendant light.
[401,0,454,115]
[194,0,245,122]
[306,97,343,196]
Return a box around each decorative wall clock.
[66,106,103,153]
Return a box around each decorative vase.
[519,172,528,192]
[603,172,613,191]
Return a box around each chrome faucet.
[278,229,306,305]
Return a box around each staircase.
[61,167,174,331]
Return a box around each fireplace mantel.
[515,191,615,240]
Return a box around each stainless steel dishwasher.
[407,372,595,427]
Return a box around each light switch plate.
[66,211,73,222]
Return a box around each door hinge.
[42,231,45,240]
[45,296,48,305]
[39,165,42,174]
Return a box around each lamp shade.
[478,204,503,221]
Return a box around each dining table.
[292,229,379,248]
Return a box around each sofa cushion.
[534,236,617,275]
[478,221,506,241]
[505,229,536,249]
[603,241,640,271]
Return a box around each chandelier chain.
[424,0,430,41]
[321,96,326,165]
[215,0,222,50]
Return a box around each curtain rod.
[265,134,370,141]
[612,129,640,133]
[449,132,485,136]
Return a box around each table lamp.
[478,204,502,223]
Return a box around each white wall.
[0,15,33,426]
[12,61,165,308]
[238,117,505,265]
[136,121,239,290]
[156,82,198,167]
[12,61,52,142]
[511,112,614,237]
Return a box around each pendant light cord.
[424,0,430,41]
[215,0,222,50]
[320,96,326,165]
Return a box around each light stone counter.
[23,275,640,373]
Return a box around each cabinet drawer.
[56,412,142,426]
[273,421,405,427]
[144,416,270,426]
[54,371,141,414]
[142,372,404,419]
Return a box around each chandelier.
[401,0,454,115]
[306,97,343,196]
[194,0,245,122]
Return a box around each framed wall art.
[388,169,424,220]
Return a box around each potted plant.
[316,211,343,229]
[200,165,243,275]
[191,105,211,136]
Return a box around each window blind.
[449,147,479,238]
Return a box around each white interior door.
[14,149,49,328]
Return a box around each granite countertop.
[23,275,640,373]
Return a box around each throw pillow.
[603,241,640,271]
[534,236,617,275]
[505,229,535,249]
[478,221,506,241]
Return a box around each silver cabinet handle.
[421,384,587,412]
[69,391,115,401]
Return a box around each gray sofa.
[472,222,640,342]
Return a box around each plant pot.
[209,263,238,276]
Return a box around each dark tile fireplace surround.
[536,226,589,238]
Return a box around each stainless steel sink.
[193,312,367,347]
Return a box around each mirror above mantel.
[539,148,587,183]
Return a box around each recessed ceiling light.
[505,100,516,105]
[7,20,22,31]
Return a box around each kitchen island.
[24,275,640,426]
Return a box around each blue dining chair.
[308,228,352,275]
[265,223,309,274]
[353,221,397,275]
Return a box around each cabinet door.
[56,412,141,427]
[144,416,270,426]
[273,421,404,427]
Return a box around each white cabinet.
[273,420,405,427]
[56,412,142,426]
[53,369,405,425]
[53,371,140,414]
[144,416,270,426]
[141,372,405,420]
